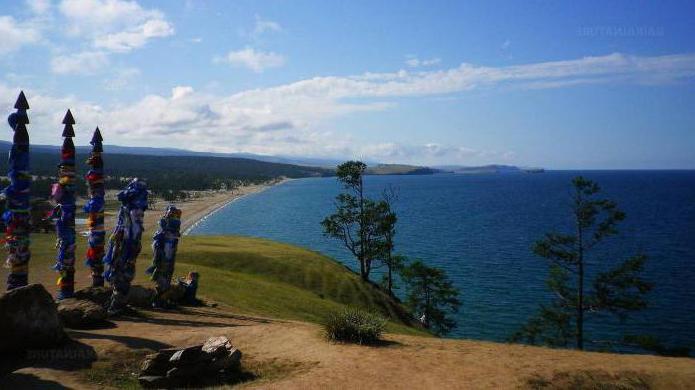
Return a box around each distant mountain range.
[0,141,345,168]
[0,141,541,175]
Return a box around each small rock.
[0,284,68,353]
[57,298,107,328]
[140,352,172,376]
[210,348,242,371]
[202,336,232,358]
[169,345,206,365]
[138,336,242,386]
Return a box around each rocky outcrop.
[72,285,158,308]
[57,298,107,328]
[127,285,156,308]
[73,286,111,305]
[0,284,68,353]
[138,336,242,388]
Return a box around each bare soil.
[4,305,695,389]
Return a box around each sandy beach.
[99,178,289,234]
[143,178,290,233]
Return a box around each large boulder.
[0,284,68,353]
[73,286,111,306]
[73,285,156,308]
[57,298,107,328]
[138,336,242,388]
[127,285,156,308]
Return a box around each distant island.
[366,164,545,175]
[434,164,545,174]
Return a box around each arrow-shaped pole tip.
[92,126,103,143]
[14,91,29,110]
[62,109,75,125]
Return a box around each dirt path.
[5,306,695,389]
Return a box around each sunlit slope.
[172,235,424,335]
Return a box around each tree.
[512,176,651,350]
[375,186,400,295]
[322,161,385,281]
[400,259,461,336]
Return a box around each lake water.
[190,171,695,352]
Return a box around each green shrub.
[324,307,387,344]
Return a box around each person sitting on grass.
[178,271,200,306]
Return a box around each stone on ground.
[138,336,242,388]
[57,298,107,328]
[127,285,156,308]
[73,286,111,306]
[73,285,156,308]
[0,284,68,353]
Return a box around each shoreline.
[170,177,292,236]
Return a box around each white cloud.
[171,86,194,100]
[405,56,441,68]
[4,52,695,164]
[103,67,140,90]
[252,15,282,37]
[217,47,285,73]
[94,18,174,52]
[27,0,52,14]
[51,51,109,74]
[0,15,42,54]
[58,0,174,52]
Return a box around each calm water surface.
[190,171,695,351]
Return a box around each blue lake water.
[190,171,695,352]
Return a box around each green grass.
[173,236,425,335]
[1,233,426,336]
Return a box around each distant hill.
[434,164,544,174]
[0,141,538,186]
[366,164,440,175]
[0,140,345,168]
[0,141,331,196]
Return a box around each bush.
[324,307,387,344]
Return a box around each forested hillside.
[0,142,330,197]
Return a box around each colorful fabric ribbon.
[104,178,148,314]
[4,91,32,291]
[52,110,77,299]
[84,127,106,286]
[146,205,182,307]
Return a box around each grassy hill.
[172,236,424,335]
[0,232,424,336]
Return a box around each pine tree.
[512,176,652,350]
[375,186,400,295]
[322,161,384,281]
[400,259,461,336]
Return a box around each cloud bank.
[2,52,695,164]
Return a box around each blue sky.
[1,0,694,168]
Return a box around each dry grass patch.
[526,369,652,390]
